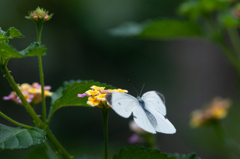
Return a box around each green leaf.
[0,42,46,59]
[27,145,51,159]
[0,28,11,41]
[110,20,203,39]
[0,27,24,41]
[139,20,203,39]
[113,146,176,159]
[48,80,115,120]
[200,0,229,12]
[5,27,24,38]
[0,124,46,149]
[0,42,22,58]
[178,0,229,19]
[169,153,201,159]
[218,11,240,28]
[19,42,46,57]
[50,80,81,107]
[178,1,202,19]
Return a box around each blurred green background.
[0,0,240,158]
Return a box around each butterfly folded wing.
[146,106,176,134]
[141,91,166,116]
[105,92,139,118]
[133,106,156,134]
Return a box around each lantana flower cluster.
[3,82,52,106]
[26,7,53,22]
[78,85,128,109]
[190,97,231,128]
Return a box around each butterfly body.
[137,97,145,109]
[105,91,176,134]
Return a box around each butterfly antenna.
[139,84,145,96]
[128,79,139,96]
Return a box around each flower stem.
[44,140,61,159]
[102,108,109,159]
[0,65,45,128]
[0,65,72,159]
[0,111,32,129]
[38,55,47,123]
[216,39,240,74]
[213,121,240,157]
[36,23,47,123]
[37,23,43,44]
[44,127,73,159]
[227,28,240,60]
[204,16,240,75]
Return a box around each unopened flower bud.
[26,7,53,23]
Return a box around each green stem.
[216,39,240,74]
[36,23,47,123]
[45,127,73,159]
[37,23,43,44]
[38,55,47,123]
[35,22,72,159]
[44,140,61,159]
[227,28,240,60]
[102,108,109,159]
[145,133,156,149]
[204,16,240,75]
[213,121,240,157]
[0,65,45,128]
[0,111,32,129]
[1,66,72,159]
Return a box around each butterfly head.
[128,80,145,97]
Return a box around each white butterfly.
[105,91,176,134]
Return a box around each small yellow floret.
[213,108,227,119]
[109,89,118,93]
[29,88,41,93]
[97,94,106,101]
[85,90,100,96]
[29,88,52,97]
[87,96,100,107]
[91,85,105,91]
[117,89,128,93]
[24,94,31,100]
[45,90,53,96]
[20,83,31,91]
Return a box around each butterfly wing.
[105,92,139,118]
[147,106,176,134]
[142,91,176,134]
[133,106,156,134]
[141,91,166,116]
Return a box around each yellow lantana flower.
[87,96,100,107]
[85,90,100,96]
[190,97,231,128]
[78,85,128,109]
[29,88,53,96]
[109,89,118,93]
[97,94,106,101]
[117,89,128,93]
[3,82,52,106]
[91,85,105,91]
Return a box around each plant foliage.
[0,124,46,149]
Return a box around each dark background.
[0,0,240,158]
